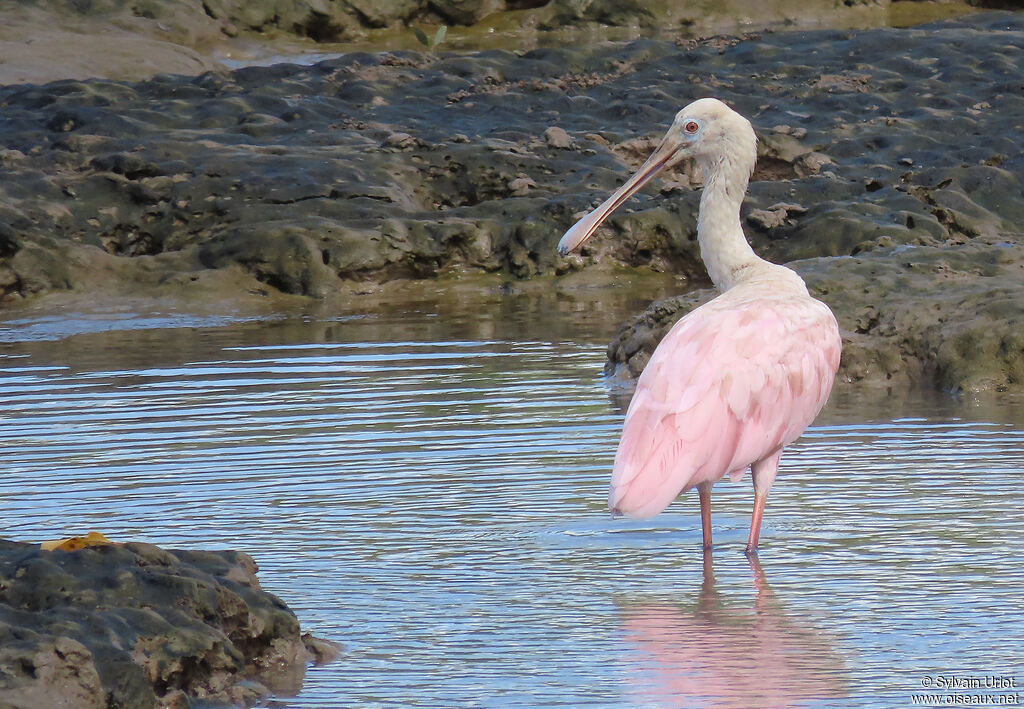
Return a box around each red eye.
[684,121,700,134]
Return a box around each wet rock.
[0,634,105,709]
[793,152,833,177]
[199,221,343,297]
[346,0,422,28]
[383,131,417,149]
[746,202,806,232]
[0,538,337,709]
[543,126,574,149]
[430,0,507,25]
[508,175,537,196]
[606,240,1024,396]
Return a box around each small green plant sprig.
[413,25,448,48]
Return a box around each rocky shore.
[0,10,1022,397]
[0,538,336,709]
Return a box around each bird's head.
[557,97,756,255]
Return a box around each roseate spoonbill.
[557,98,841,552]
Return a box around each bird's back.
[609,281,841,518]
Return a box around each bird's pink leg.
[746,489,768,553]
[698,481,713,549]
[746,450,783,553]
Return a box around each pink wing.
[609,291,841,519]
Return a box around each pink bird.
[558,98,841,552]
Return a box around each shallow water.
[1,293,1023,708]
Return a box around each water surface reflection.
[619,553,846,709]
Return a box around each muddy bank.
[0,538,337,709]
[0,12,1022,393]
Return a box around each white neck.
[696,155,769,291]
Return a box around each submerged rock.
[0,539,337,708]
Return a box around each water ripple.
[1,336,1022,708]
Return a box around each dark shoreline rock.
[0,539,337,709]
[0,12,1022,393]
[606,240,1024,397]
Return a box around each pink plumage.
[609,287,841,519]
[557,98,842,551]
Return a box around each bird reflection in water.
[617,553,846,708]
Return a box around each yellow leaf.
[41,531,114,552]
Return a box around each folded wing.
[609,293,841,518]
